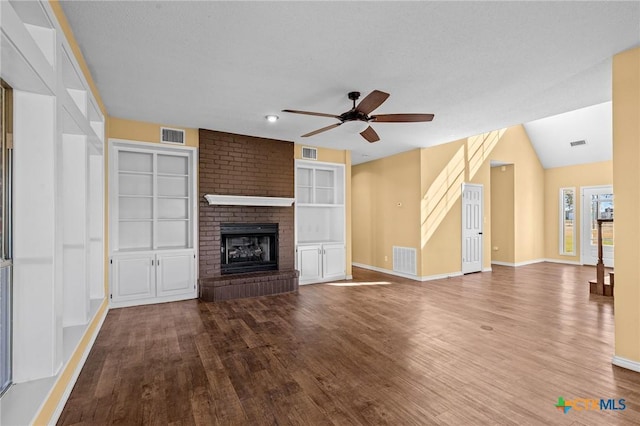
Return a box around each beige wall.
[352,149,422,274]
[613,47,640,363]
[294,146,353,276]
[543,161,613,263]
[490,125,545,263]
[420,139,466,276]
[491,165,515,264]
[108,117,199,147]
[352,125,543,278]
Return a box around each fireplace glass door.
[221,224,278,274]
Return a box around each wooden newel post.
[596,219,605,295]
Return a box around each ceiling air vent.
[301,146,318,160]
[160,127,185,145]
[570,140,586,147]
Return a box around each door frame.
[461,183,484,274]
[580,185,614,266]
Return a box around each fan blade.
[360,126,380,143]
[301,123,341,137]
[282,109,340,119]
[371,113,434,122]
[355,90,390,115]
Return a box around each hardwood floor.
[58,264,640,425]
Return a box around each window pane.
[157,154,188,175]
[0,265,11,394]
[560,188,575,255]
[590,193,614,247]
[118,151,152,173]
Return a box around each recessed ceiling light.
[265,115,279,123]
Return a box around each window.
[560,188,575,255]
[0,81,13,396]
[590,192,614,247]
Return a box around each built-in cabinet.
[295,160,346,284]
[111,250,195,302]
[109,140,197,307]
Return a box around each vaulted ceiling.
[60,1,639,165]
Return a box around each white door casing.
[462,183,483,274]
[581,186,614,267]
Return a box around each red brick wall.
[198,129,295,278]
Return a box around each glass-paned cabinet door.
[315,169,335,204]
[157,154,188,175]
[119,151,153,173]
[157,153,190,249]
[297,168,313,204]
[113,145,194,252]
[118,150,154,250]
[118,221,153,250]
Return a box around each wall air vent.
[393,246,417,276]
[160,127,185,145]
[570,140,586,147]
[301,146,318,160]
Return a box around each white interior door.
[581,186,614,267]
[462,183,483,274]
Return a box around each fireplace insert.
[220,223,278,274]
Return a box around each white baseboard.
[49,304,109,425]
[352,262,464,282]
[300,275,347,285]
[491,261,516,267]
[542,258,583,265]
[491,259,546,267]
[345,275,353,280]
[482,267,493,272]
[109,292,197,309]
[352,262,422,281]
[612,356,640,373]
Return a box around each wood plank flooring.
[58,264,640,425]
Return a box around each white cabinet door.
[112,254,155,302]
[322,244,345,280]
[156,251,195,297]
[297,245,322,284]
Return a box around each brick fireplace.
[198,129,298,301]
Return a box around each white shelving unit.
[295,160,346,284]
[109,140,197,307]
[0,1,106,424]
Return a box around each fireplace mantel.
[204,194,295,207]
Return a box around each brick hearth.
[198,129,298,301]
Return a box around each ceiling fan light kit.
[283,90,434,143]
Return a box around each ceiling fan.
[282,90,434,143]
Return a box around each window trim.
[559,187,576,256]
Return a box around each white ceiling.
[524,102,612,169]
[59,1,639,165]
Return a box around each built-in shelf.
[204,194,295,207]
